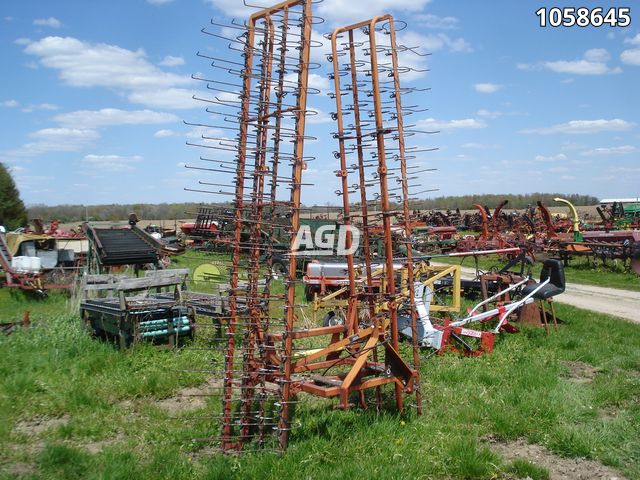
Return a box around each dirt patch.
[562,361,600,384]
[83,434,126,454]
[155,377,222,413]
[2,461,37,477]
[6,439,46,458]
[598,406,620,421]
[487,437,626,480]
[14,414,69,437]
[189,445,219,462]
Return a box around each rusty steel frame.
[188,2,431,453]
[223,0,313,453]
[324,14,423,413]
[186,0,315,453]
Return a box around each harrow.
[185,0,433,452]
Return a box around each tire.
[272,260,288,278]
[305,284,319,302]
[322,310,345,327]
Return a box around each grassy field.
[1,254,639,479]
[435,253,640,292]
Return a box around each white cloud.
[477,109,503,119]
[33,17,61,28]
[154,129,178,138]
[82,154,143,172]
[21,128,100,155]
[583,48,610,62]
[24,36,188,89]
[185,126,224,140]
[624,33,640,45]
[55,108,178,129]
[159,55,185,67]
[8,166,26,174]
[211,90,240,103]
[516,63,535,71]
[408,32,471,53]
[580,145,636,156]
[474,83,502,94]
[545,60,609,75]
[284,72,331,95]
[23,36,191,109]
[543,49,619,75]
[549,166,569,172]
[461,142,498,149]
[445,36,472,52]
[306,73,331,93]
[14,38,32,46]
[306,108,332,124]
[415,14,459,29]
[14,175,53,190]
[416,118,486,131]
[128,88,198,109]
[535,153,567,162]
[1,99,20,108]
[21,103,58,113]
[620,48,640,66]
[610,166,640,174]
[522,119,634,135]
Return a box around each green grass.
[504,459,549,480]
[1,256,639,479]
[436,254,640,292]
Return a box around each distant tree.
[0,163,28,230]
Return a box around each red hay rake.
[186,1,433,452]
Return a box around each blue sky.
[1,0,638,207]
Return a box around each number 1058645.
[536,7,631,27]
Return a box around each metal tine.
[197,52,246,67]
[183,120,242,133]
[228,44,324,71]
[192,93,246,110]
[211,92,305,112]
[191,74,244,90]
[200,27,251,46]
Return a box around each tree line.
[401,193,600,211]
[26,203,233,223]
[24,193,599,223]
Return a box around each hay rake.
[186,1,433,452]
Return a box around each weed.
[504,458,550,480]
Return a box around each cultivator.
[0,231,69,293]
[185,0,434,452]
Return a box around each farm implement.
[0,230,80,294]
[80,270,196,348]
[182,0,435,453]
[545,197,640,274]
[83,218,183,274]
[407,258,565,355]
